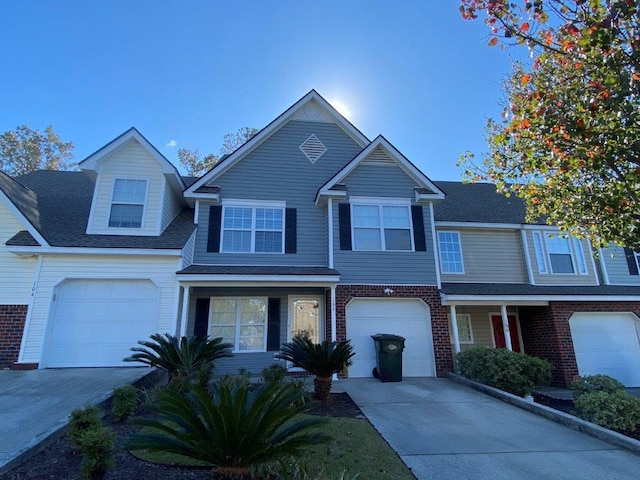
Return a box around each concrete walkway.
[339,378,640,480]
[0,367,153,473]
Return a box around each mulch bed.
[0,393,364,480]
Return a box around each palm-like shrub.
[127,382,328,478]
[276,337,355,403]
[123,333,232,390]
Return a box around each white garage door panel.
[346,299,435,378]
[45,279,159,367]
[570,313,640,387]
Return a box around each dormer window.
[108,179,147,228]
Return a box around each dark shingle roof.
[433,181,540,225]
[441,282,640,297]
[10,170,195,249]
[178,265,340,276]
[6,230,40,246]
[0,171,43,233]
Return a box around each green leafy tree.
[458,0,640,249]
[0,124,74,176]
[178,126,258,176]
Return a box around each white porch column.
[328,198,334,270]
[449,305,461,355]
[330,285,337,342]
[179,286,190,338]
[500,304,513,351]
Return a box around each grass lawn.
[132,416,415,479]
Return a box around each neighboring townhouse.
[1,90,639,388]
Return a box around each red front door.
[491,315,521,352]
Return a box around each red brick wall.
[325,285,453,377]
[0,305,27,369]
[520,301,640,387]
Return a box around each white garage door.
[346,298,435,378]
[570,313,640,386]
[45,279,159,367]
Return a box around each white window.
[438,231,464,274]
[221,205,284,253]
[635,252,640,272]
[209,297,268,352]
[351,202,413,251]
[108,179,147,228]
[532,231,588,275]
[450,313,474,344]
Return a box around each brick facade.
[519,301,640,387]
[0,305,27,369]
[325,285,453,377]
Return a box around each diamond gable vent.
[299,134,327,164]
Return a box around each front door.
[491,314,521,352]
[289,296,323,343]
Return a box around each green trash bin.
[371,334,405,382]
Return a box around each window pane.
[240,298,266,324]
[255,231,282,252]
[550,254,574,273]
[384,229,412,250]
[352,205,380,227]
[439,232,463,273]
[545,234,571,254]
[255,208,283,230]
[210,326,235,346]
[382,205,410,228]
[222,230,251,252]
[108,204,143,228]
[456,316,473,343]
[572,237,587,274]
[354,228,382,250]
[533,232,548,273]
[223,207,252,229]
[113,179,146,203]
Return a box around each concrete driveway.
[340,378,640,480]
[0,368,153,473]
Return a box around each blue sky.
[0,1,516,180]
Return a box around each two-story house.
[1,90,639,388]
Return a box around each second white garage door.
[346,298,435,378]
[569,312,640,386]
[44,279,159,367]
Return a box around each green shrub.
[111,385,138,423]
[69,406,103,450]
[574,390,640,435]
[79,427,115,480]
[571,374,625,398]
[216,368,252,391]
[262,363,288,384]
[456,347,553,397]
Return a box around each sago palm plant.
[276,337,355,403]
[127,382,328,478]
[123,333,232,390]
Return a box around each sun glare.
[331,100,351,119]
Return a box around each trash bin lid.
[371,333,406,341]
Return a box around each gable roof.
[7,170,194,249]
[184,90,370,197]
[79,127,186,191]
[316,135,446,204]
[0,170,48,246]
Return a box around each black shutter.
[267,298,281,351]
[338,203,352,251]
[285,208,297,254]
[624,248,639,275]
[194,298,210,338]
[411,205,427,252]
[207,206,222,253]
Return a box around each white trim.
[521,229,535,285]
[522,225,564,231]
[316,136,445,203]
[17,254,43,363]
[532,231,548,274]
[208,296,268,353]
[220,203,286,254]
[107,177,149,230]
[157,178,167,230]
[449,305,461,354]
[186,192,220,201]
[436,221,523,230]
[328,198,334,269]
[571,237,589,275]
[6,246,183,256]
[194,200,200,225]
[441,294,640,305]
[437,230,465,274]
[186,90,369,197]
[330,285,337,342]
[0,189,49,246]
[349,199,414,252]
[85,170,102,234]
[429,203,441,289]
[178,274,340,284]
[349,196,411,205]
[222,198,287,208]
[500,305,513,351]
[179,286,190,337]
[598,247,611,285]
[587,238,600,285]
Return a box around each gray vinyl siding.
[439,228,527,284]
[187,287,325,375]
[450,306,520,352]
[600,245,640,285]
[193,120,362,266]
[525,230,598,285]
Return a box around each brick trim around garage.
[0,305,28,369]
[325,285,452,377]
